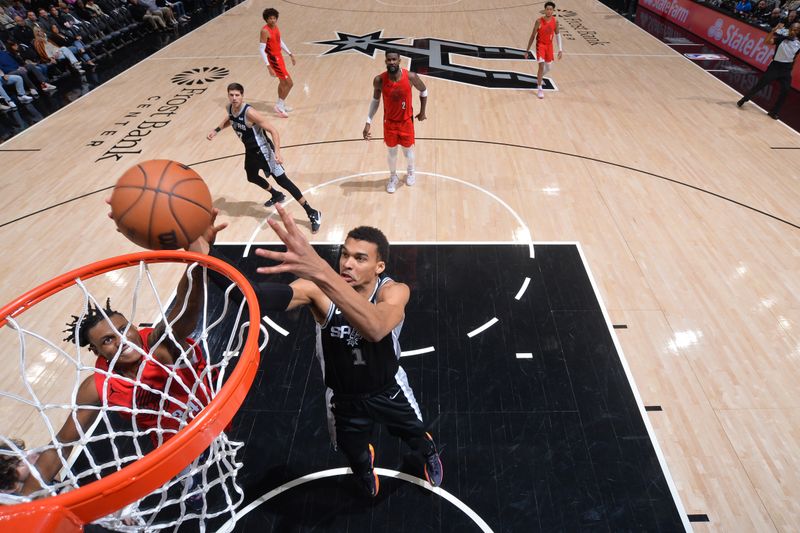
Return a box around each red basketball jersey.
[263,23,282,58]
[94,328,212,443]
[536,16,557,45]
[380,69,413,122]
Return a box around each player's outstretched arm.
[207,117,230,140]
[363,75,382,140]
[254,204,408,341]
[247,107,283,164]
[556,21,563,59]
[150,209,228,362]
[21,377,100,494]
[410,72,427,121]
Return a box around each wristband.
[214,127,221,133]
[365,117,371,124]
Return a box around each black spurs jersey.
[228,103,276,154]
[315,276,404,396]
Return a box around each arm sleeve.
[258,42,269,65]
[208,246,294,311]
[280,40,292,55]
[366,97,380,123]
[556,33,563,52]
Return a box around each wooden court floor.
[1,0,799,530]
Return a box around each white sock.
[387,146,398,175]
[402,146,415,174]
[277,98,285,109]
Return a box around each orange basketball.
[110,160,213,250]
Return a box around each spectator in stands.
[48,24,95,66]
[0,79,21,110]
[25,11,47,33]
[138,0,178,27]
[6,2,28,20]
[0,69,33,102]
[36,7,58,29]
[752,0,772,21]
[0,44,56,94]
[0,7,15,30]
[735,0,753,16]
[127,0,168,30]
[10,15,34,44]
[32,25,84,74]
[782,8,799,26]
[5,40,57,91]
[766,7,782,26]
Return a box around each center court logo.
[314,30,556,91]
[709,19,724,40]
[171,66,230,86]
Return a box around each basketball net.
[0,252,264,531]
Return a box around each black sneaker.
[736,98,746,108]
[423,432,443,487]
[768,111,779,120]
[309,210,322,234]
[356,443,379,498]
[264,191,286,207]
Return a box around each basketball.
[110,160,213,250]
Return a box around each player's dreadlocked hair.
[63,299,121,347]
[0,438,25,492]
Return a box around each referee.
[737,22,800,119]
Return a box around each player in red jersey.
[21,214,227,494]
[260,7,296,118]
[362,50,428,193]
[524,1,563,99]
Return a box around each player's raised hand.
[255,204,328,279]
[188,208,227,254]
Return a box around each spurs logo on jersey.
[314,30,557,91]
[316,275,404,395]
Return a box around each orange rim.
[0,250,261,526]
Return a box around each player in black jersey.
[243,204,443,498]
[207,83,321,233]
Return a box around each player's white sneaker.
[274,104,288,118]
[386,174,399,193]
[406,172,416,186]
[283,105,293,112]
[537,89,544,99]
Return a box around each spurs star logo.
[314,30,556,91]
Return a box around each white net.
[0,257,264,531]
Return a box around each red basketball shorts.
[383,117,415,148]
[268,54,290,79]
[536,42,554,63]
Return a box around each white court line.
[467,317,498,338]
[574,242,692,532]
[704,69,730,72]
[217,467,493,533]
[242,170,535,260]
[567,52,679,57]
[262,315,289,336]
[515,353,533,359]
[401,346,435,357]
[514,277,531,300]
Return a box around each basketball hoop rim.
[0,250,261,526]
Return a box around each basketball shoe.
[274,104,289,118]
[386,173,399,193]
[309,210,322,234]
[264,191,286,207]
[406,171,416,186]
[423,433,443,487]
[356,444,379,498]
[537,88,544,99]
